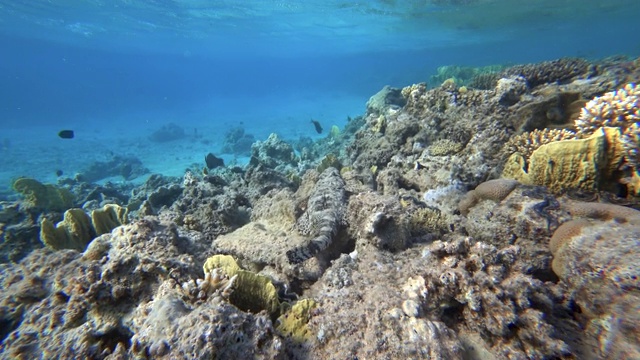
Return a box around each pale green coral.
[12,177,74,212]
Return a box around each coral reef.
[221,126,256,156]
[79,155,149,183]
[500,58,590,88]
[2,57,639,359]
[148,122,186,143]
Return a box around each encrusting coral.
[548,205,640,358]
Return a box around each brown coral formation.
[500,58,590,88]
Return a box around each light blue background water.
[0,0,639,191]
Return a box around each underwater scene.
[1,0,640,358]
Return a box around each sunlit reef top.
[1,0,638,56]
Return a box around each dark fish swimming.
[58,130,74,139]
[310,119,323,134]
[55,169,63,177]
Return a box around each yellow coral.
[40,209,96,251]
[91,204,128,235]
[428,139,464,156]
[502,127,626,193]
[276,299,318,343]
[12,177,74,212]
[203,255,280,317]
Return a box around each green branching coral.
[12,177,74,212]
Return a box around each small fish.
[58,130,74,139]
[55,169,63,177]
[310,119,323,134]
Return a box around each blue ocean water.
[1,0,639,192]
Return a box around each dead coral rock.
[0,218,288,359]
[513,91,584,132]
[170,168,251,239]
[130,281,283,359]
[366,85,406,116]
[302,248,465,359]
[249,133,299,171]
[494,76,528,106]
[346,192,412,252]
[416,237,571,359]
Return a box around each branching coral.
[504,128,576,160]
[574,83,640,169]
[500,58,589,88]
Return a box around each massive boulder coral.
[549,209,640,358]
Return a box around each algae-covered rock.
[12,177,74,212]
[203,255,280,317]
[40,208,96,251]
[276,299,317,342]
[91,204,128,235]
